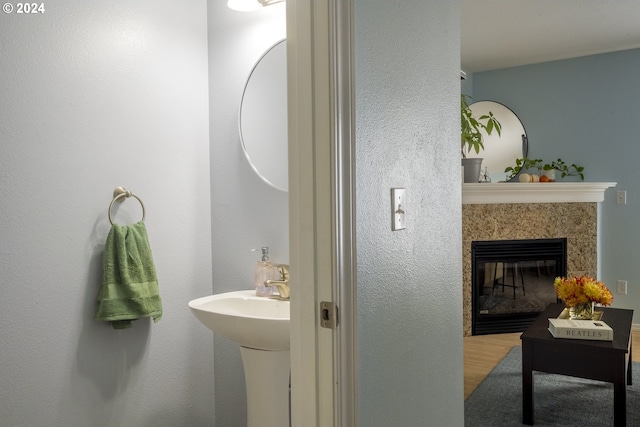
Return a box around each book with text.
[548,318,613,341]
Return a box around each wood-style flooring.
[464,329,640,399]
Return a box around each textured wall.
[462,203,597,336]
[0,1,213,426]
[355,1,464,426]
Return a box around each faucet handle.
[276,264,289,283]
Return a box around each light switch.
[391,188,405,231]
[617,280,628,295]
[617,190,627,205]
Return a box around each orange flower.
[553,276,613,307]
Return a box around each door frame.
[287,0,357,425]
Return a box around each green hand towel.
[95,221,162,329]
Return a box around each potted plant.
[542,158,585,181]
[505,157,585,182]
[461,94,502,183]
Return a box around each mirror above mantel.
[468,100,528,183]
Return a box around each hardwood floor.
[464,329,640,399]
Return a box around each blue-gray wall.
[355,1,464,426]
[471,48,640,320]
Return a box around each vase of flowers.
[569,302,595,320]
[553,276,613,320]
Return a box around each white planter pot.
[541,169,556,182]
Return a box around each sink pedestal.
[188,291,290,427]
[240,347,290,427]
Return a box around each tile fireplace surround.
[461,182,616,336]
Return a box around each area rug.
[465,345,640,426]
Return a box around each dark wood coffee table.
[520,303,633,426]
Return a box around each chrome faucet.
[265,264,290,300]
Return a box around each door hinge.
[320,301,339,329]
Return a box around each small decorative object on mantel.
[554,276,613,320]
[479,167,492,183]
[505,157,585,182]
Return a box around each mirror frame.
[469,100,528,182]
[238,39,288,192]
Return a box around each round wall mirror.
[239,39,288,192]
[469,100,528,182]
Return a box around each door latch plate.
[320,301,339,329]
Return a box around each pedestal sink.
[188,290,290,427]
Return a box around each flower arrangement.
[553,276,613,307]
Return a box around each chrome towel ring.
[108,186,146,225]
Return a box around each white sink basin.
[188,290,290,351]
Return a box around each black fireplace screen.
[471,238,567,335]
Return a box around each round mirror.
[469,101,528,182]
[239,40,288,192]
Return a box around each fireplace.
[461,184,615,336]
[471,238,567,335]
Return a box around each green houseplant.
[505,157,585,181]
[461,94,502,182]
[543,158,585,181]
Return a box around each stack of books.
[548,318,613,341]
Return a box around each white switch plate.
[617,190,627,205]
[617,280,628,295]
[391,188,405,231]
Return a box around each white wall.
[0,1,214,426]
[355,1,465,426]
[206,2,288,426]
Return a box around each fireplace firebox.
[471,238,567,335]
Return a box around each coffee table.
[520,303,633,426]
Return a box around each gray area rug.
[465,345,640,426]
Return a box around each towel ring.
[108,186,146,225]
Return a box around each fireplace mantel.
[462,182,616,204]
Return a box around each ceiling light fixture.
[227,0,284,12]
